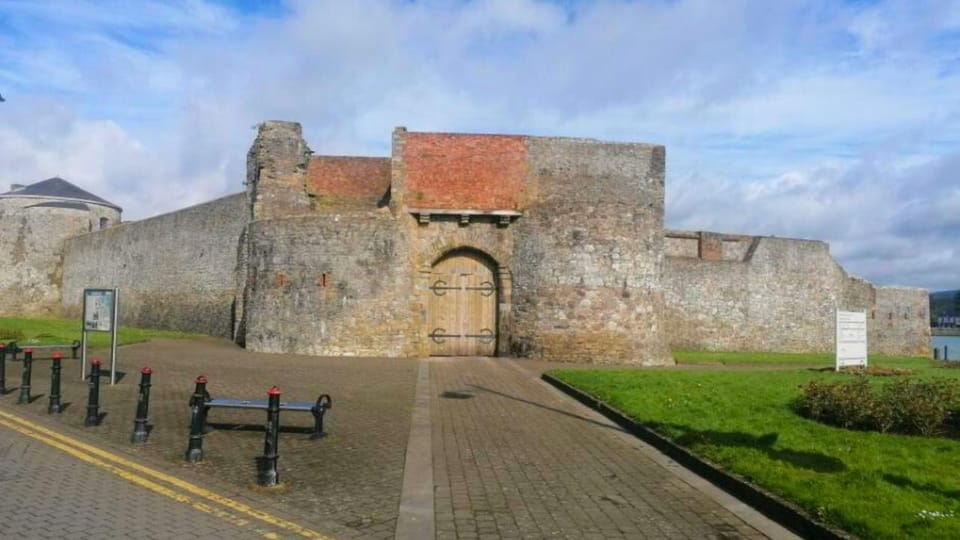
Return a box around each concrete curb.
[541,372,855,540]
[395,360,435,540]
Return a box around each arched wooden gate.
[427,250,498,356]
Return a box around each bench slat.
[207,398,315,411]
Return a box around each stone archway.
[426,248,499,356]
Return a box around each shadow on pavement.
[466,383,627,433]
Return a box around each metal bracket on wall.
[463,328,495,343]
[428,328,495,344]
[463,281,496,296]
[429,328,457,343]
[430,280,461,296]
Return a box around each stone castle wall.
[395,129,670,363]
[871,286,931,355]
[242,214,413,356]
[402,215,517,357]
[0,197,119,316]
[239,122,414,356]
[237,123,673,363]
[2,120,926,362]
[61,194,247,337]
[509,137,670,364]
[662,231,931,355]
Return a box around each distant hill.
[931,290,960,319]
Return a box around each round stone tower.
[0,177,122,315]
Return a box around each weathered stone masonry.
[2,121,930,362]
[237,123,672,364]
[61,194,248,338]
[662,231,930,355]
[0,179,121,316]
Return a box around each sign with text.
[83,289,115,332]
[81,288,120,385]
[836,310,868,370]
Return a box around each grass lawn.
[551,354,960,539]
[0,316,203,348]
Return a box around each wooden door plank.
[428,252,498,357]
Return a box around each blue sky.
[1,0,958,291]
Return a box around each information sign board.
[836,310,868,370]
[80,288,120,384]
[83,289,115,332]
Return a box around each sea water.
[932,335,960,361]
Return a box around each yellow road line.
[0,409,334,540]
[0,418,278,536]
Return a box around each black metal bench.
[7,340,81,360]
[196,393,332,439]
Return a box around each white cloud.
[0,0,958,290]
[667,148,960,290]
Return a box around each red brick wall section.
[402,133,528,210]
[306,156,391,204]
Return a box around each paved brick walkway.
[0,339,798,539]
[429,357,794,540]
[1,339,418,539]
[0,421,264,539]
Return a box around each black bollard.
[946,346,950,361]
[935,347,940,360]
[131,367,153,444]
[85,359,102,427]
[257,386,282,487]
[185,375,208,462]
[48,353,63,413]
[0,343,6,394]
[17,349,33,404]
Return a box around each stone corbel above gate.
[407,208,522,228]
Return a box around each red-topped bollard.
[131,367,153,444]
[257,386,282,487]
[85,358,102,426]
[17,348,33,404]
[0,343,7,394]
[48,353,63,413]
[185,375,209,462]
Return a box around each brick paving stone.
[0,423,264,539]
[1,338,418,540]
[4,338,801,539]
[430,357,798,540]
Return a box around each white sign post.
[836,310,867,371]
[81,288,119,385]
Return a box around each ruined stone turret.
[246,121,313,221]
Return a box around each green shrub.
[797,377,960,437]
[798,377,876,430]
[883,379,960,436]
